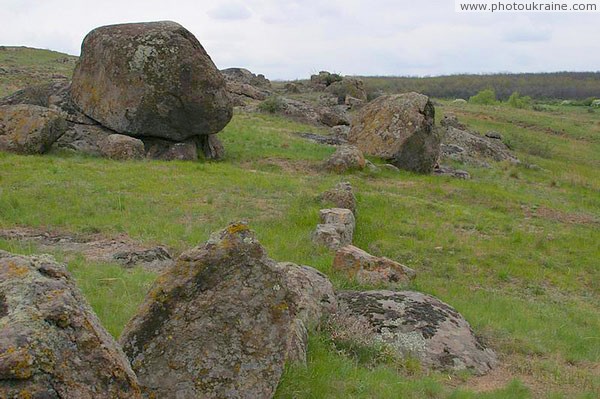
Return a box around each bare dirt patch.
[0,227,173,271]
[523,205,599,225]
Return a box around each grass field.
[0,48,599,398]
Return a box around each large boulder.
[348,93,441,173]
[0,250,141,398]
[336,290,498,375]
[119,222,324,398]
[71,21,232,142]
[0,104,67,154]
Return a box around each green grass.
[0,46,78,97]
[0,99,598,397]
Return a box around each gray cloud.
[0,0,598,80]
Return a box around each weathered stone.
[485,131,502,140]
[310,71,343,89]
[275,262,337,330]
[0,104,67,154]
[298,132,345,146]
[143,137,198,161]
[348,93,441,173]
[284,82,301,94]
[99,134,145,160]
[324,145,366,173]
[52,123,113,156]
[0,250,142,398]
[313,208,355,250]
[119,222,305,398]
[331,125,350,141]
[333,245,416,285]
[0,80,95,125]
[226,81,270,103]
[441,126,519,166]
[320,181,356,214]
[433,165,471,179]
[440,113,466,130]
[336,290,498,375]
[318,105,350,127]
[199,134,225,160]
[345,95,365,109]
[325,77,368,103]
[72,21,232,141]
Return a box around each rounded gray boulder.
[71,21,233,141]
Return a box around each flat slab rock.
[0,228,172,272]
[119,222,334,399]
[0,250,141,398]
[336,290,498,375]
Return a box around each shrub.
[507,92,532,109]
[258,95,285,113]
[469,89,497,105]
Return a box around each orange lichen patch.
[1,261,31,278]
[0,346,34,380]
[226,222,250,235]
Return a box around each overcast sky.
[1,0,598,80]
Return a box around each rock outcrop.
[333,245,416,285]
[119,222,330,398]
[441,126,519,166]
[71,21,232,142]
[0,104,67,154]
[336,290,498,375]
[348,93,441,173]
[0,250,142,398]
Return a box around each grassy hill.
[0,46,77,97]
[0,47,598,398]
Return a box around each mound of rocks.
[119,222,336,398]
[221,68,272,106]
[348,92,441,173]
[0,251,142,398]
[336,290,498,375]
[0,21,233,161]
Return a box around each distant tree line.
[358,72,600,100]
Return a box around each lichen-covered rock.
[441,126,519,166]
[0,250,142,398]
[433,165,471,179]
[348,93,441,173]
[0,104,67,154]
[0,80,95,125]
[313,208,355,250]
[71,21,232,141]
[440,113,466,130]
[275,262,337,329]
[99,134,145,160]
[333,245,416,285]
[320,181,356,214]
[52,123,114,156]
[119,222,305,398]
[331,125,351,141]
[336,290,498,375]
[324,145,366,173]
